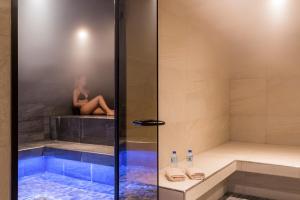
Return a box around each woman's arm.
[73,90,87,108]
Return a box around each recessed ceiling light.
[77,29,89,41]
[270,0,286,11]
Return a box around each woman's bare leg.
[80,98,99,115]
[80,95,114,115]
[97,95,114,116]
[93,108,105,115]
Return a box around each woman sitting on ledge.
[73,75,114,116]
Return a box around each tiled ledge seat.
[19,140,114,156]
[159,142,300,200]
[50,115,115,146]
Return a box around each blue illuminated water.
[18,150,158,200]
[18,156,115,200]
[18,156,114,185]
[119,150,158,200]
[19,172,114,200]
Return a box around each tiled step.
[221,192,273,200]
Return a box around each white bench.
[159,142,300,200]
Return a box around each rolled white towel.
[186,167,205,180]
[165,168,186,182]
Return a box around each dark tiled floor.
[221,193,273,200]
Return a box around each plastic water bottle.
[187,149,193,167]
[171,151,178,168]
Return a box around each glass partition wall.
[117,0,159,199]
[13,0,158,199]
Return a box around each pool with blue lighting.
[18,148,158,200]
[18,150,115,200]
[19,172,114,200]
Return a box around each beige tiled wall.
[209,0,300,146]
[0,0,11,198]
[159,0,300,169]
[158,0,230,168]
[229,23,300,146]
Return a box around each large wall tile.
[230,69,300,145]
[230,78,300,145]
[230,115,266,143]
[267,115,300,146]
[0,8,10,37]
[230,79,266,115]
[268,79,300,116]
[159,13,189,72]
[0,145,10,200]
[0,0,9,8]
[0,0,10,198]
[159,90,186,124]
[229,55,267,79]
[267,45,300,79]
[158,121,187,168]
[185,115,229,152]
[266,132,300,146]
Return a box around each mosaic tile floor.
[120,166,157,200]
[19,166,157,200]
[18,172,114,200]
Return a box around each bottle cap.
[172,151,176,154]
[188,149,192,153]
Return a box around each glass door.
[116,0,161,199]
[15,0,117,199]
